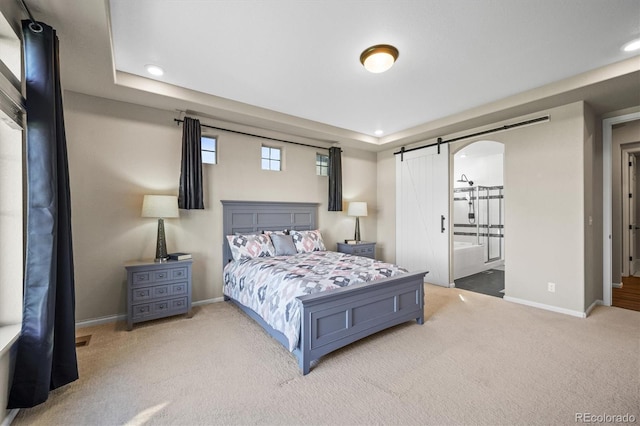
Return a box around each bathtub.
[453,241,503,280]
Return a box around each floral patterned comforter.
[223,251,408,351]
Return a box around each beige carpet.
[12,285,640,425]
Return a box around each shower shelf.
[454,195,503,201]
[454,232,504,238]
[454,223,503,228]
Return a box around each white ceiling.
[14,0,640,150]
[108,0,640,136]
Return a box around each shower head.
[457,174,474,186]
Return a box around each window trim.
[316,152,329,176]
[261,145,282,171]
[201,135,217,165]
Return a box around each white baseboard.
[75,297,224,329]
[612,282,623,288]
[75,314,126,329]
[503,296,587,318]
[585,299,602,316]
[2,408,19,426]
[193,297,224,306]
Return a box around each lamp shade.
[347,202,368,217]
[141,195,179,218]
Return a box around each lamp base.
[354,217,361,242]
[155,218,169,262]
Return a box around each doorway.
[603,112,640,306]
[621,148,640,278]
[452,140,505,298]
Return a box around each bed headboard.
[221,200,319,265]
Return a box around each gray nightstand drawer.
[132,287,153,302]
[170,282,188,296]
[153,270,171,281]
[132,267,181,285]
[336,242,377,259]
[132,303,152,319]
[132,282,187,302]
[353,246,374,255]
[170,297,188,310]
[153,285,170,298]
[172,268,188,280]
[132,271,152,284]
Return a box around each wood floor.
[614,276,640,312]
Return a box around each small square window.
[202,136,217,164]
[316,153,329,176]
[261,146,281,171]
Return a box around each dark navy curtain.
[328,147,342,211]
[9,21,78,409]
[178,117,205,209]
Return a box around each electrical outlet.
[547,282,556,293]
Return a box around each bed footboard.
[296,270,427,374]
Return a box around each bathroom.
[453,140,505,295]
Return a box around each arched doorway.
[452,140,505,297]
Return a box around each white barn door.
[396,145,450,287]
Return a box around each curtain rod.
[19,0,43,33]
[394,115,550,158]
[174,118,333,151]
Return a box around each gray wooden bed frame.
[221,200,428,374]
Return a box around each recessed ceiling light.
[360,44,399,73]
[374,129,384,136]
[145,64,164,76]
[460,153,467,158]
[622,38,640,52]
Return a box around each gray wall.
[378,101,593,314]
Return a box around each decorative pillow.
[270,233,298,256]
[290,230,326,253]
[264,229,289,236]
[226,234,275,261]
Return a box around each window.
[316,153,329,176]
[261,145,281,171]
[0,9,24,352]
[201,136,217,164]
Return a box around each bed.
[221,200,428,374]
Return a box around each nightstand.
[336,241,376,259]
[124,259,193,330]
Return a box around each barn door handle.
[441,215,445,233]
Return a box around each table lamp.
[142,195,179,262]
[347,201,368,242]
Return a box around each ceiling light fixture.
[145,64,164,76]
[374,129,384,136]
[360,44,399,73]
[622,38,640,52]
